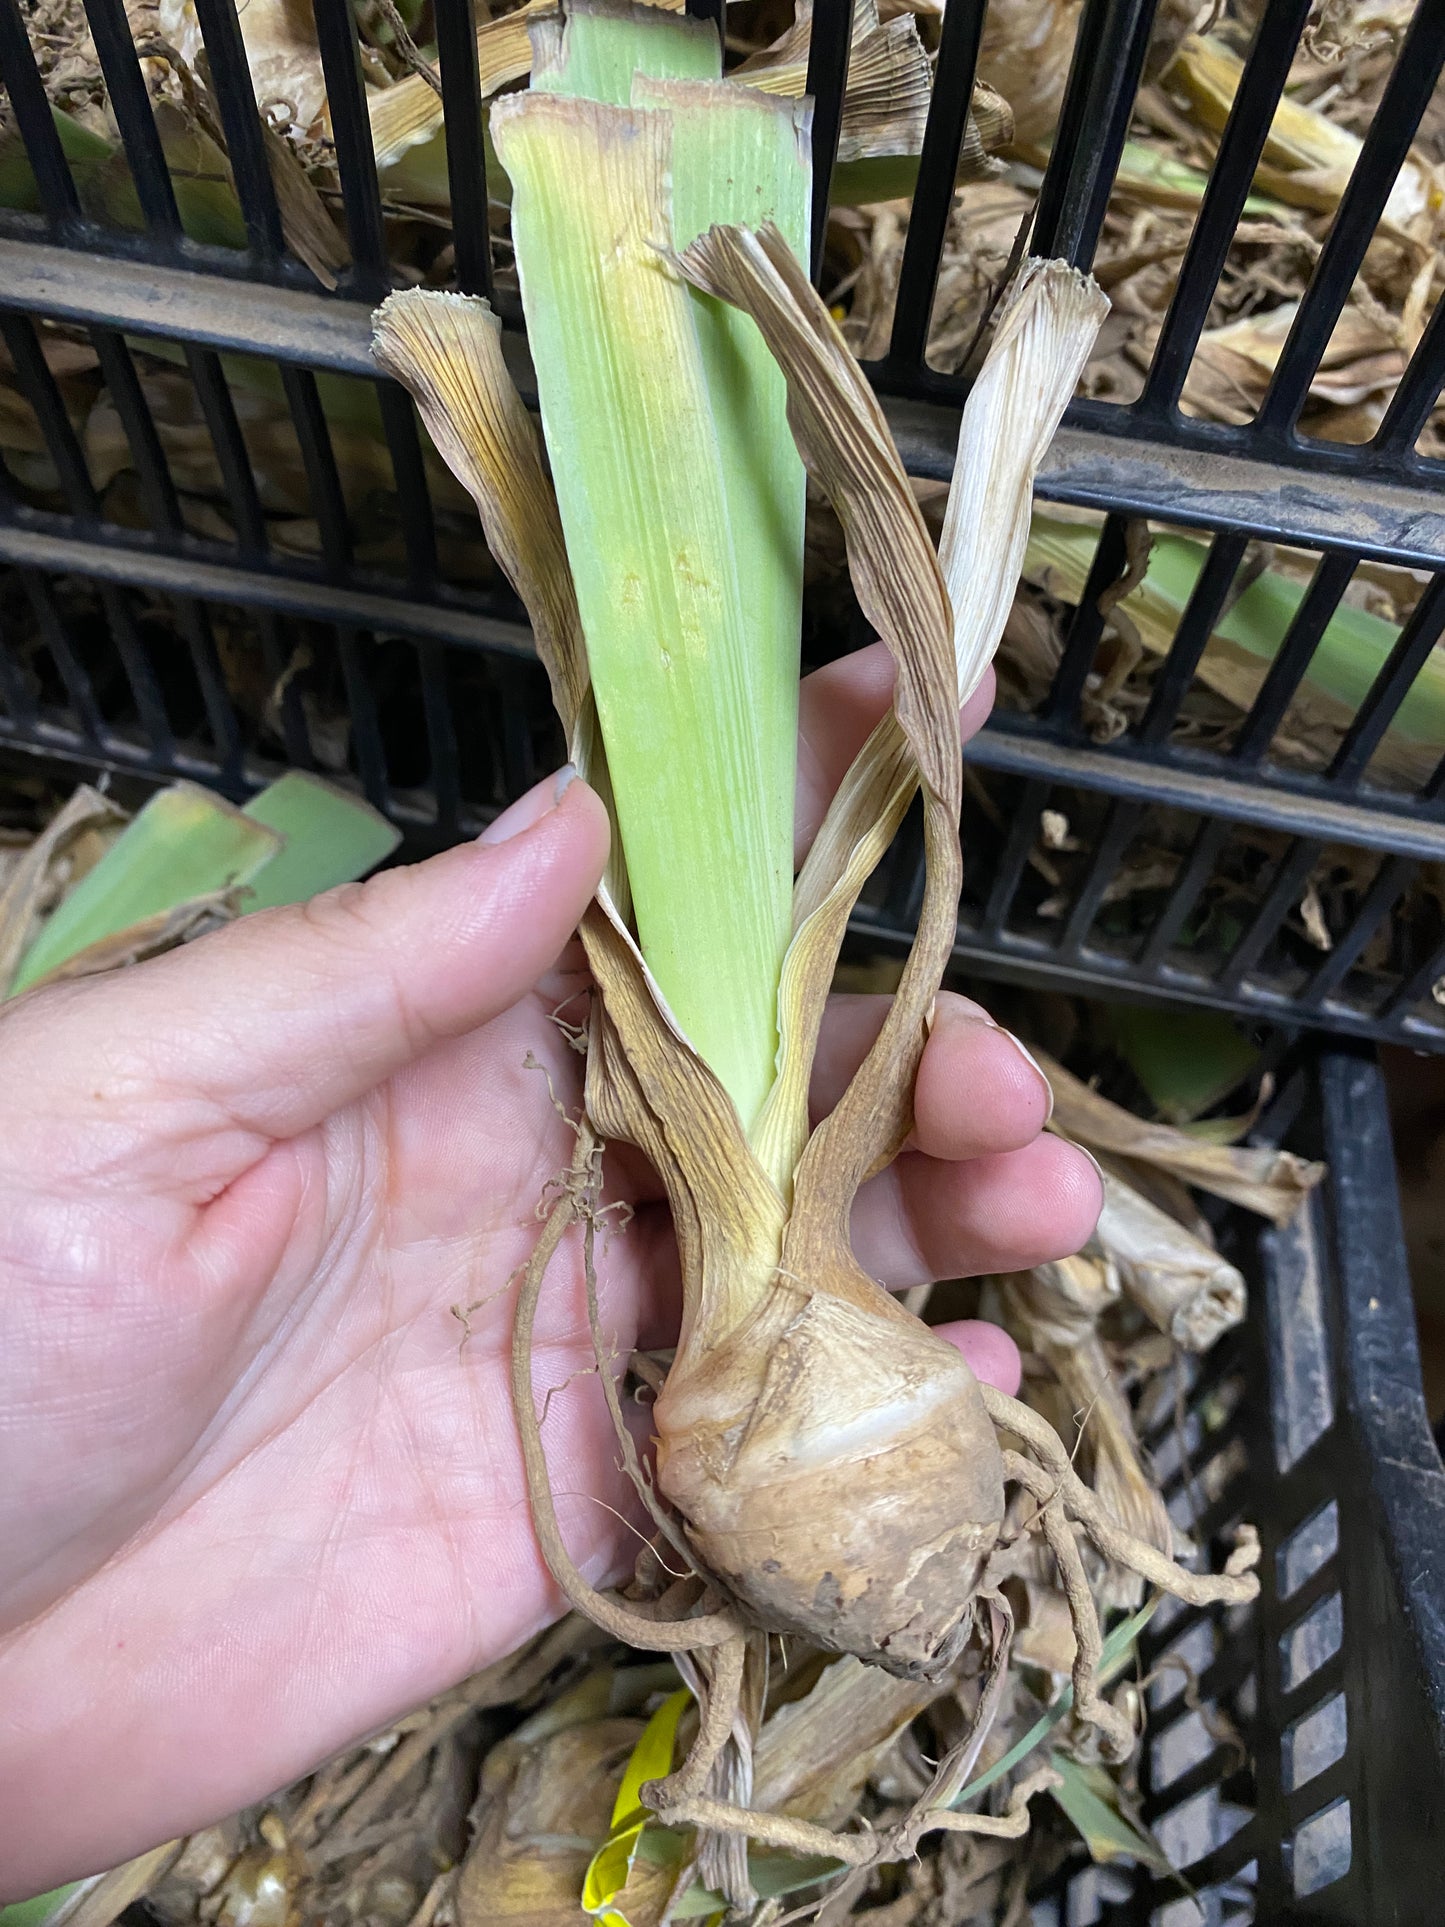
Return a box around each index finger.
[795,646,995,866]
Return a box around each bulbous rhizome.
[652,1275,1006,1681]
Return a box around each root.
[1008,1453,1136,1762]
[580,1199,694,1572]
[659,1635,749,1806]
[510,1118,744,1652]
[981,1384,1261,1607]
[642,1765,1062,1867]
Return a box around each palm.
[0,944,664,1841]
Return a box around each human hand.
[0,648,1101,1893]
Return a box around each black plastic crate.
[0,0,1444,1044]
[1024,1046,1445,1925]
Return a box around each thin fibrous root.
[981,1384,1261,1607]
[1009,1453,1137,1763]
[653,1635,749,1807]
[510,1117,744,1651]
[640,1765,1063,1867]
[581,1196,696,1571]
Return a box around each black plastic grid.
[1,0,1445,1053]
[1030,1048,1445,1926]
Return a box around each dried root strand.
[982,1384,1261,1607]
[641,1764,1062,1868]
[656,1635,749,1807]
[1008,1454,1137,1763]
[510,1117,744,1652]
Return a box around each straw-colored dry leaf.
[741,0,932,164]
[159,0,328,137]
[1009,1261,1174,1594]
[0,785,123,994]
[1166,33,1443,239]
[975,0,1079,144]
[1039,1050,1324,1225]
[18,889,243,991]
[1094,1170,1246,1352]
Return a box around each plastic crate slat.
[334,624,391,808]
[1042,512,1131,723]
[1031,0,1160,271]
[417,639,461,837]
[1377,284,1445,457]
[0,313,100,519]
[1231,551,1358,767]
[81,0,182,241]
[804,0,852,280]
[883,0,988,370]
[0,514,535,655]
[1257,3,1445,435]
[979,773,1051,935]
[1141,0,1313,415]
[174,596,245,779]
[252,607,314,771]
[1139,533,1250,744]
[1057,795,1143,956]
[182,346,269,558]
[0,0,81,225]
[1328,570,1445,784]
[190,0,287,261]
[964,718,1445,860]
[1138,815,1229,973]
[1381,925,1445,1022]
[278,366,354,575]
[89,326,182,536]
[433,0,493,299]
[19,570,102,742]
[376,382,440,591]
[1299,854,1412,1010]
[1218,837,1321,994]
[0,610,36,727]
[311,0,388,293]
[97,584,176,760]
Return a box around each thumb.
[6,768,610,1155]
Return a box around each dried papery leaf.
[371,291,588,739]
[0,785,123,993]
[370,293,783,1364]
[370,288,636,918]
[158,0,328,135]
[1009,1261,1173,1598]
[750,259,1107,1194]
[20,888,243,988]
[1166,32,1443,238]
[257,116,347,288]
[976,0,1080,143]
[752,1657,941,1825]
[1095,1170,1245,1353]
[938,261,1109,708]
[740,0,931,164]
[663,218,1002,1677]
[1037,1050,1325,1226]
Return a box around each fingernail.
[998,1028,1055,1124]
[1074,1140,1107,1201]
[479,765,576,845]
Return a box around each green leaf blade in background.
[8,784,281,996]
[241,772,400,912]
